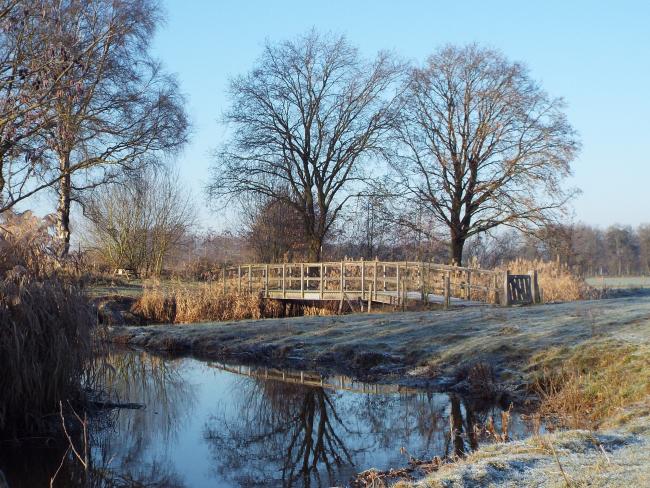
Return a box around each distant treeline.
[163,221,649,279]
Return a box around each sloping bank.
[109,295,650,391]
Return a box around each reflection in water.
[0,350,536,488]
[205,380,354,487]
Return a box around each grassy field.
[586,275,650,289]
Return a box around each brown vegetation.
[0,212,95,436]
[530,340,650,429]
[502,258,588,302]
[132,283,337,324]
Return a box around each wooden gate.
[504,272,539,305]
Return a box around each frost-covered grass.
[586,276,650,289]
[407,410,650,488]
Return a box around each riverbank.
[109,295,650,393]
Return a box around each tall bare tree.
[36,0,188,256]
[392,44,579,265]
[208,31,402,260]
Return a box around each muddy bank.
[108,295,650,399]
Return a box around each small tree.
[392,45,579,265]
[84,167,195,276]
[208,30,402,260]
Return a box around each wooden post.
[301,263,305,298]
[396,264,400,296]
[238,266,241,293]
[443,272,450,309]
[530,269,540,304]
[265,264,269,297]
[466,270,471,301]
[319,262,324,300]
[361,258,365,300]
[503,270,511,306]
[373,261,378,301]
[401,278,407,311]
[383,264,386,291]
[282,263,286,299]
[367,284,372,313]
[248,265,252,293]
[420,261,425,301]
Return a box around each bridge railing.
[213,260,538,306]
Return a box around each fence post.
[265,264,269,297]
[238,266,241,293]
[282,264,286,299]
[503,270,511,306]
[360,258,365,300]
[319,262,324,300]
[367,284,372,313]
[373,261,378,301]
[301,263,305,298]
[444,272,450,309]
[248,265,252,293]
[530,269,540,303]
[466,270,471,301]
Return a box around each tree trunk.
[307,235,322,261]
[56,160,71,257]
[450,235,465,267]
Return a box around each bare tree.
[33,0,188,256]
[392,44,579,265]
[208,30,402,260]
[241,193,307,262]
[84,166,195,276]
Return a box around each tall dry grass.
[0,211,96,437]
[530,340,650,429]
[501,258,587,302]
[133,283,338,324]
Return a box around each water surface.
[0,350,539,487]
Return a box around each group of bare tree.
[84,168,195,275]
[209,31,580,265]
[0,0,188,258]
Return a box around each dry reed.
[530,340,650,429]
[0,210,96,437]
[501,258,587,302]
[134,283,339,324]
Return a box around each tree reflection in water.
[204,374,518,488]
[205,378,353,487]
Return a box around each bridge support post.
[300,263,304,298]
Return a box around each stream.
[0,349,542,487]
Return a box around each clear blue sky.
[151,0,650,230]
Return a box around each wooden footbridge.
[218,260,540,307]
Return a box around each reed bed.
[0,272,94,436]
[133,283,339,324]
[501,258,587,302]
[0,210,97,437]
